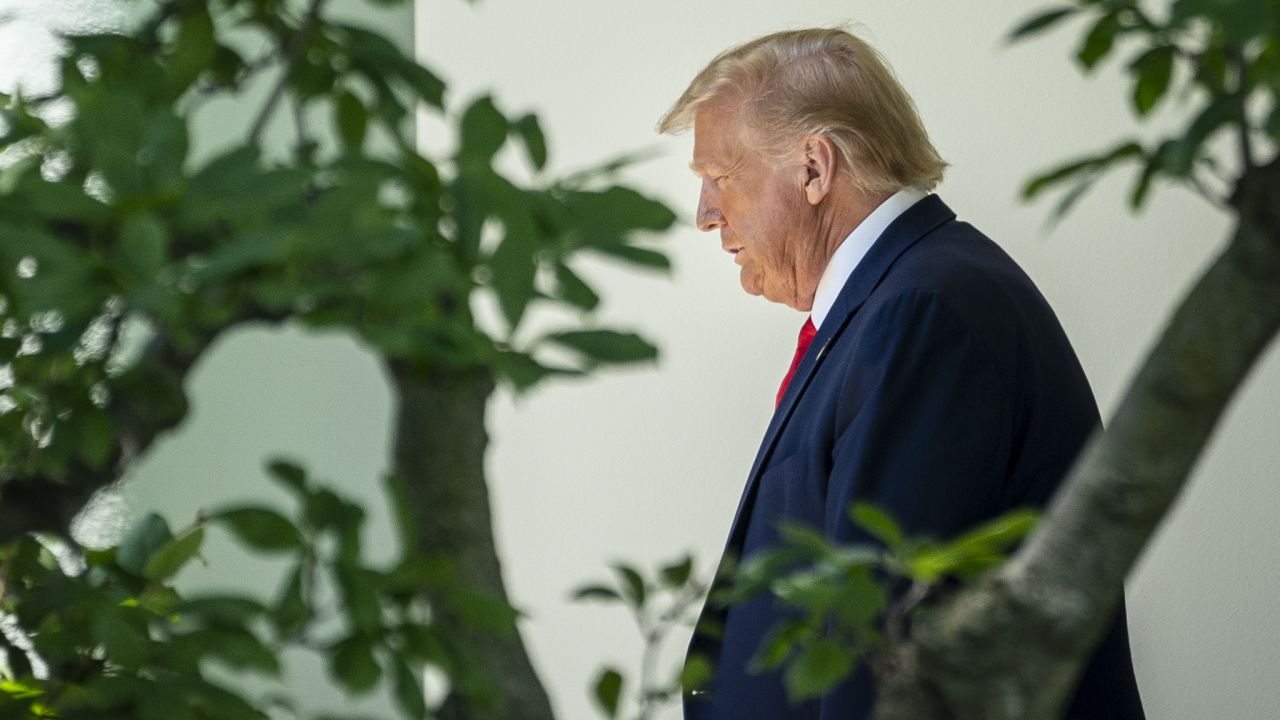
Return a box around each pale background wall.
[3,1,1278,719]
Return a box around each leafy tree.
[664,1,1280,719]
[0,0,674,717]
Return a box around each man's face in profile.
[691,99,818,312]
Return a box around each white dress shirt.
[810,186,929,330]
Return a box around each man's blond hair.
[658,27,946,193]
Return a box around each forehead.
[690,99,750,174]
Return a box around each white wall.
[416,2,1280,720]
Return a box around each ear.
[802,134,838,206]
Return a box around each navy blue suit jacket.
[685,195,1144,720]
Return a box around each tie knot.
[798,317,817,348]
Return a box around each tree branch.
[388,363,555,720]
[248,0,328,147]
[873,157,1280,719]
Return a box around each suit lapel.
[722,195,957,553]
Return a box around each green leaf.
[118,512,175,576]
[568,186,678,236]
[1050,172,1103,220]
[400,623,448,666]
[611,563,647,608]
[336,564,383,636]
[1193,45,1230,93]
[513,113,548,170]
[1172,0,1277,42]
[1165,94,1237,175]
[592,667,624,719]
[459,95,508,161]
[168,8,216,95]
[72,406,115,470]
[399,63,446,109]
[0,680,43,700]
[139,109,189,195]
[724,545,812,603]
[1008,6,1080,42]
[1129,139,1175,209]
[588,243,671,271]
[335,90,368,154]
[945,508,1039,553]
[143,526,205,581]
[94,607,149,668]
[211,506,303,552]
[266,458,308,495]
[784,637,853,701]
[1077,11,1123,71]
[178,596,268,628]
[681,654,713,693]
[554,262,600,311]
[833,566,887,630]
[850,503,904,552]
[21,179,111,224]
[186,629,281,675]
[907,509,1038,582]
[138,583,184,615]
[488,224,538,332]
[273,564,310,635]
[450,587,520,635]
[392,656,428,720]
[1130,46,1176,116]
[1021,142,1144,200]
[121,212,169,282]
[330,635,381,693]
[659,554,694,588]
[546,329,658,365]
[749,620,808,673]
[493,352,585,393]
[777,523,832,556]
[772,567,843,613]
[910,549,1007,583]
[571,584,623,603]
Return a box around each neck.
[793,188,892,311]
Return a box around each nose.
[696,179,724,232]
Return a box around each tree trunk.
[388,362,556,720]
[873,157,1280,719]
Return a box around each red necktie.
[776,317,817,408]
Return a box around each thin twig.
[247,0,328,146]
[291,95,314,165]
[1186,171,1231,210]
[1228,45,1256,171]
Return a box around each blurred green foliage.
[0,459,499,719]
[572,555,706,720]
[1014,0,1280,215]
[0,0,676,717]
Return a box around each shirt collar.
[810,186,929,329]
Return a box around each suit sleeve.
[821,288,1015,544]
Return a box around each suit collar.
[811,186,929,330]
[724,194,958,551]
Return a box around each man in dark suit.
[657,28,1145,719]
